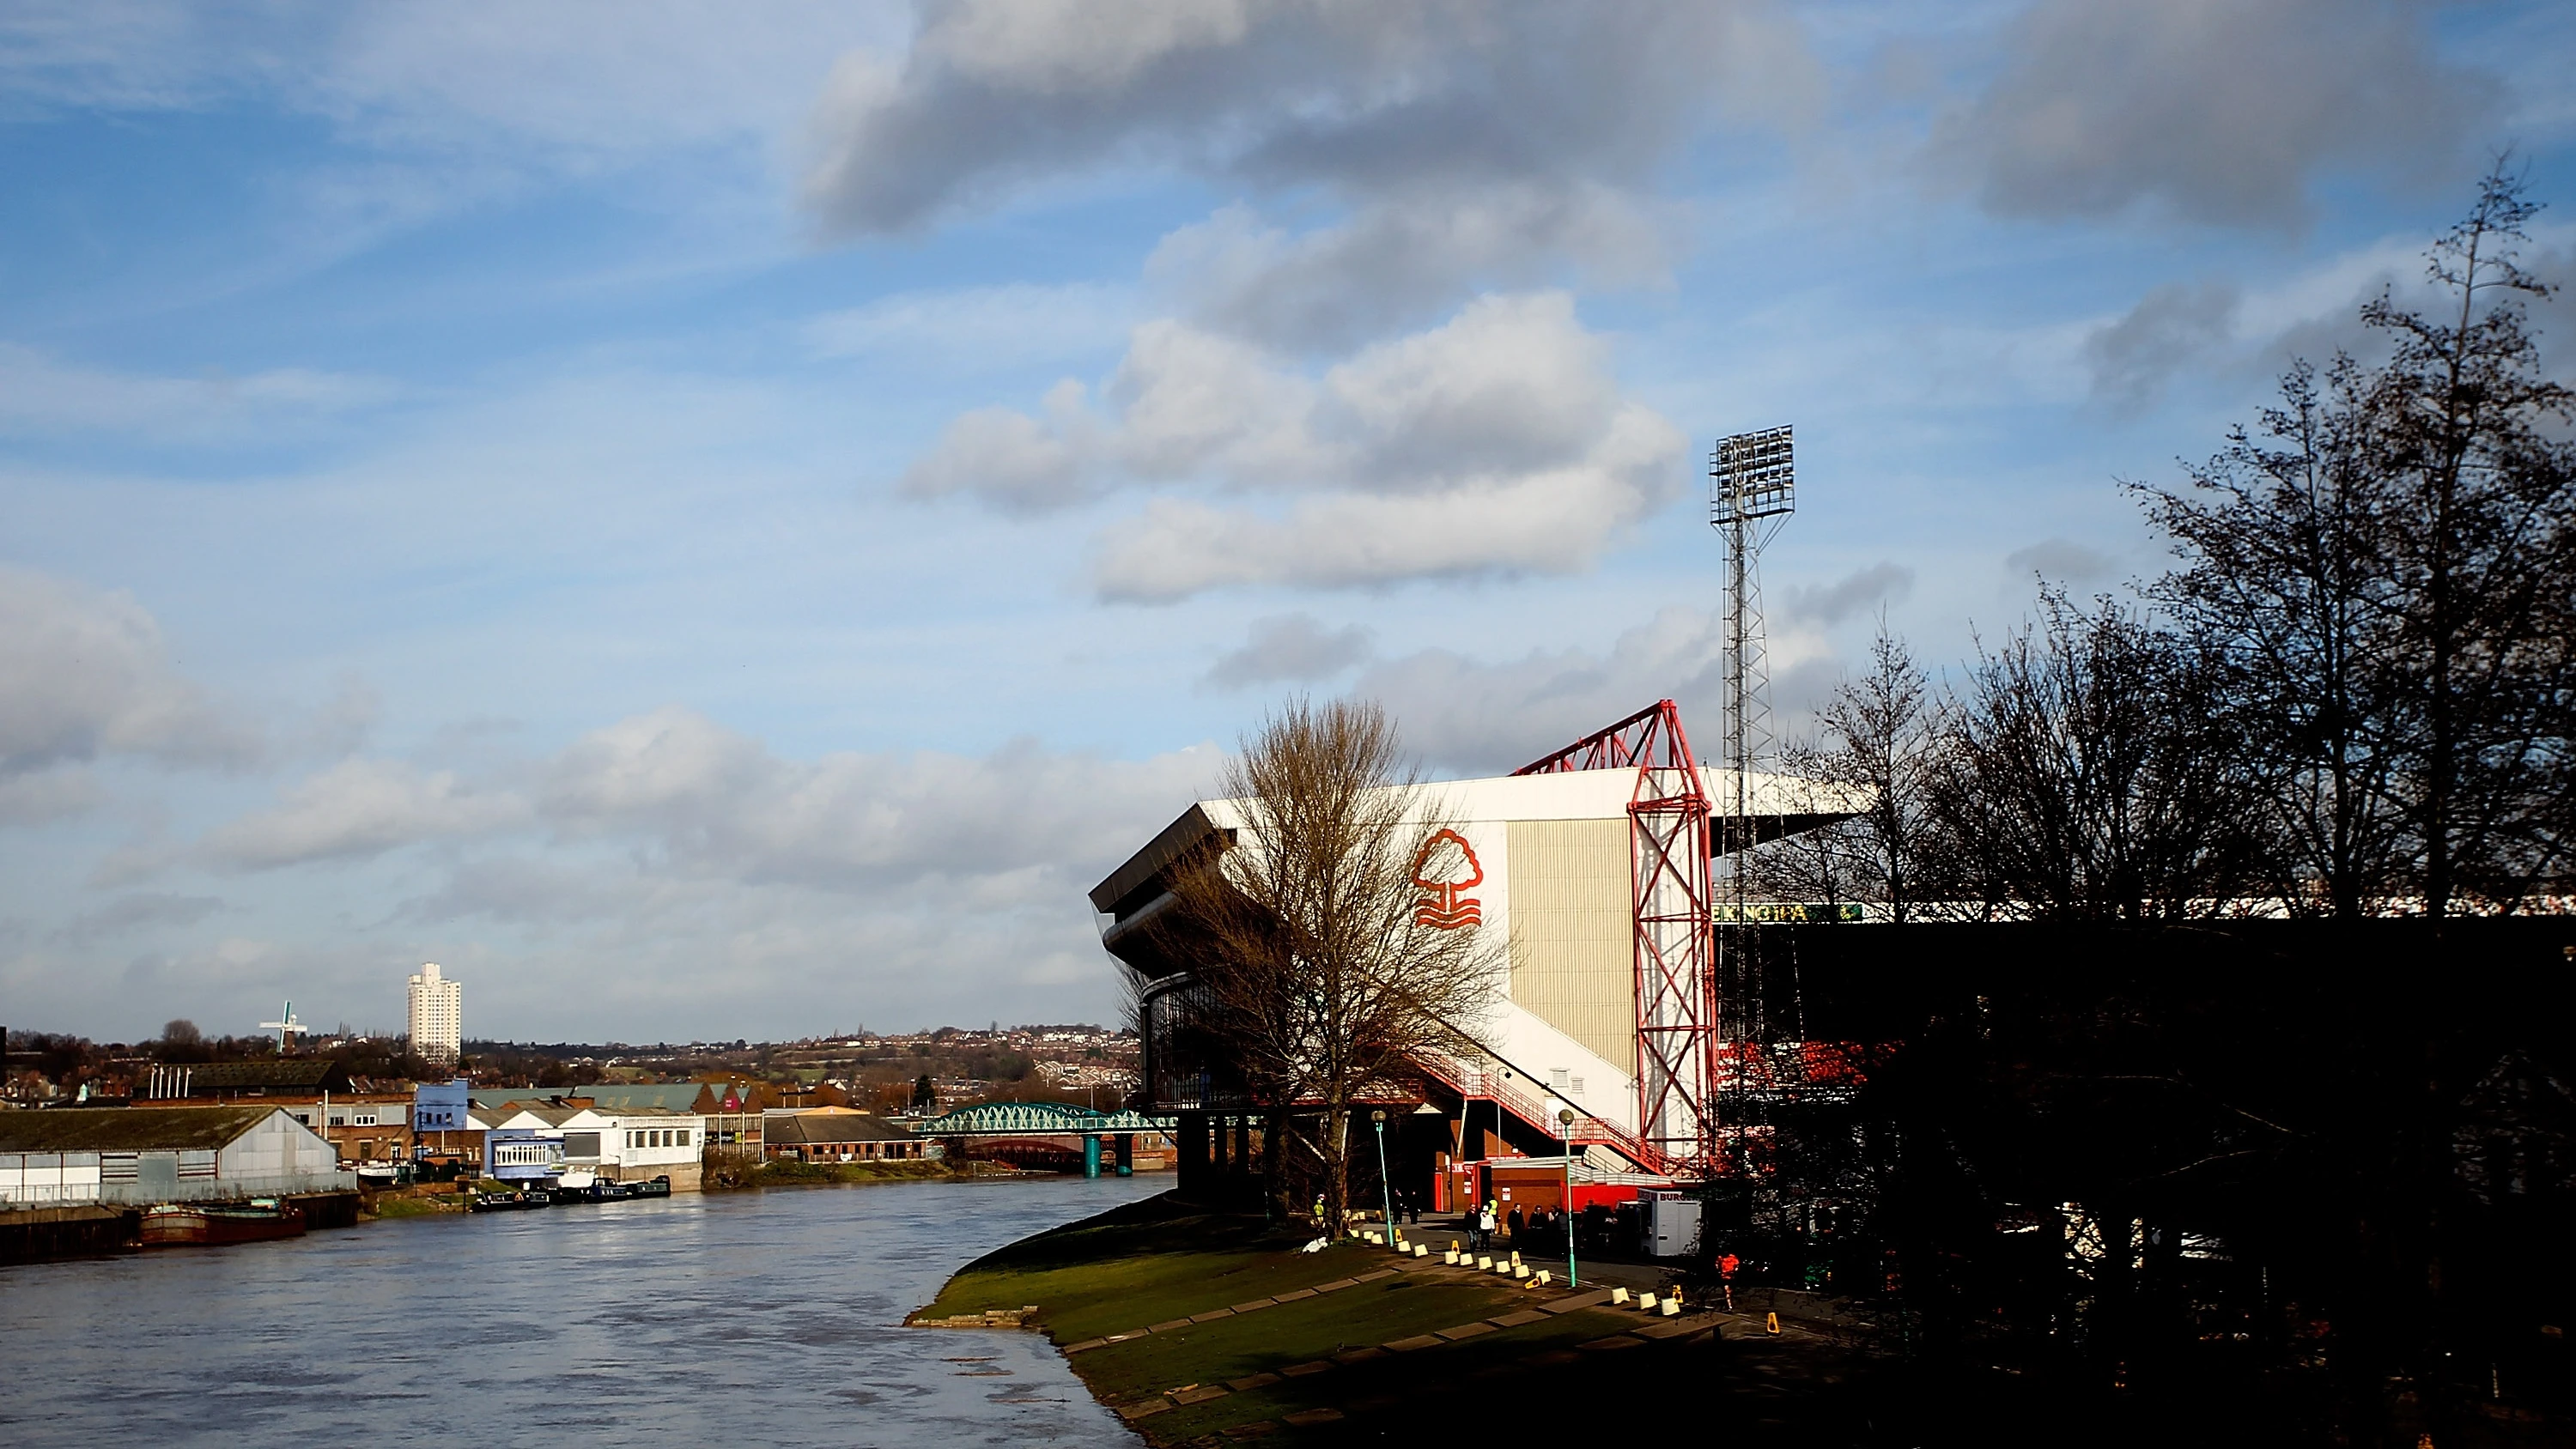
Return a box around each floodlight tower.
[1710,426,1794,1051]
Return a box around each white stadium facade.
[1091,700,1869,1210]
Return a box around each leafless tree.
[2135,360,2413,916]
[1765,619,1942,922]
[2136,161,2576,916]
[1923,590,2272,921]
[1154,699,1500,1228]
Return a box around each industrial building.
[1093,699,1863,1210]
[0,1105,353,1207]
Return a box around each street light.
[1372,1109,1394,1246]
[1558,1108,1579,1288]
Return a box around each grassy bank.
[918,1192,1886,1444]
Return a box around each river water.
[1,1175,1162,1446]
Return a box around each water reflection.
[2,1175,1160,1447]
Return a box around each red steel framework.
[1513,700,1722,1179]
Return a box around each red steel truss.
[1513,700,1723,1179]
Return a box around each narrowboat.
[140,1198,307,1246]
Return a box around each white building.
[408,961,463,1064]
[1094,701,1863,1178]
[470,1101,707,1191]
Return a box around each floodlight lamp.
[1711,424,1795,526]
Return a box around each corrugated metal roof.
[169,1060,354,1092]
[764,1113,912,1145]
[471,1083,713,1113]
[0,1105,282,1152]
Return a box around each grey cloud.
[2004,537,2120,585]
[1353,605,1730,775]
[52,892,225,946]
[803,1,1814,237]
[201,759,529,870]
[0,566,256,779]
[1935,0,2494,228]
[2086,281,2240,411]
[1147,185,1673,355]
[534,706,1216,892]
[1202,614,1373,691]
[1782,561,1916,627]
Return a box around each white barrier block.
[1610,1288,1630,1305]
[1638,1293,1659,1311]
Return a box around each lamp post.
[1558,1108,1579,1288]
[1372,1109,1394,1246]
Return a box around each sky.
[3,0,2572,1046]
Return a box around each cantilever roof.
[0,1105,283,1153]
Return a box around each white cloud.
[802,282,1133,368]
[0,566,252,779]
[904,292,1686,597]
[202,759,528,870]
[0,344,398,444]
[1933,0,2494,227]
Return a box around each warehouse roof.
[167,1059,355,1094]
[0,1105,283,1153]
[764,1113,912,1146]
[472,1083,714,1113]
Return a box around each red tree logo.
[1413,828,1485,930]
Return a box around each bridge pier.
[1083,1133,1102,1179]
[1115,1133,1133,1177]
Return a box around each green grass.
[919,1192,1664,1444]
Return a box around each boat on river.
[140,1198,307,1247]
[469,1190,552,1212]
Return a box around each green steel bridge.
[907,1101,1178,1177]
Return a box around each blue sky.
[3,1,2570,1045]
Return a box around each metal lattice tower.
[1710,426,1794,1052]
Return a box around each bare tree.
[2137,161,2576,916]
[1765,619,1941,922]
[1155,699,1499,1228]
[2134,360,2414,917]
[2360,162,2575,914]
[1924,590,2271,920]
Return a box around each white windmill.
[259,1000,312,1053]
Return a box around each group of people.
[1464,1198,1577,1252]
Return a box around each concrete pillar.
[1115,1133,1134,1177]
[1083,1134,1102,1179]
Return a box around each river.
[0,1175,1163,1446]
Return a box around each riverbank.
[916,1191,1894,1444]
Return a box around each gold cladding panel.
[1505,818,1634,1077]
